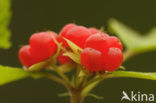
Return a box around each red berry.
[29,31,58,60]
[18,45,42,67]
[64,26,92,48]
[57,36,69,48]
[58,51,70,64]
[59,23,77,47]
[88,27,100,34]
[60,23,76,36]
[102,47,123,71]
[106,36,123,51]
[81,48,103,72]
[85,33,109,53]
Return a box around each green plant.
[1,0,156,103]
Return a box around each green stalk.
[44,73,70,89]
[50,64,72,89]
[70,89,84,103]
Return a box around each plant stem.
[70,90,84,103]
[44,73,70,89]
[83,74,113,90]
[50,64,72,89]
[75,65,81,87]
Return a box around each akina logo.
[121,91,155,102]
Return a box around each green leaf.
[0,65,42,86]
[113,71,156,80]
[63,37,83,64]
[28,61,48,72]
[109,19,156,54]
[63,38,83,55]
[64,52,81,64]
[0,0,11,49]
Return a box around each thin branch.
[50,64,72,89]
[58,92,70,97]
[43,73,70,89]
[75,65,81,87]
[87,93,103,100]
[83,74,113,90]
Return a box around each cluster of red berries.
[81,34,123,72]
[18,31,58,67]
[18,23,123,72]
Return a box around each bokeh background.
[0,0,156,103]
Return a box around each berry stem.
[44,73,70,89]
[70,89,84,103]
[75,65,81,87]
[81,74,113,96]
[49,64,72,89]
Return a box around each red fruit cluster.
[57,23,101,64]
[18,23,123,72]
[19,31,58,67]
[59,24,101,49]
[81,33,123,72]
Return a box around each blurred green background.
[0,0,156,103]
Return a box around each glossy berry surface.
[58,51,70,64]
[106,36,123,51]
[18,45,42,67]
[81,48,103,72]
[85,33,109,53]
[59,23,77,47]
[60,23,76,36]
[102,47,123,71]
[64,26,92,48]
[29,31,58,60]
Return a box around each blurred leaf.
[119,66,126,70]
[28,61,48,72]
[64,52,81,64]
[63,38,82,55]
[109,19,156,53]
[0,65,42,86]
[0,0,11,49]
[58,62,75,73]
[78,69,90,77]
[113,71,156,80]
